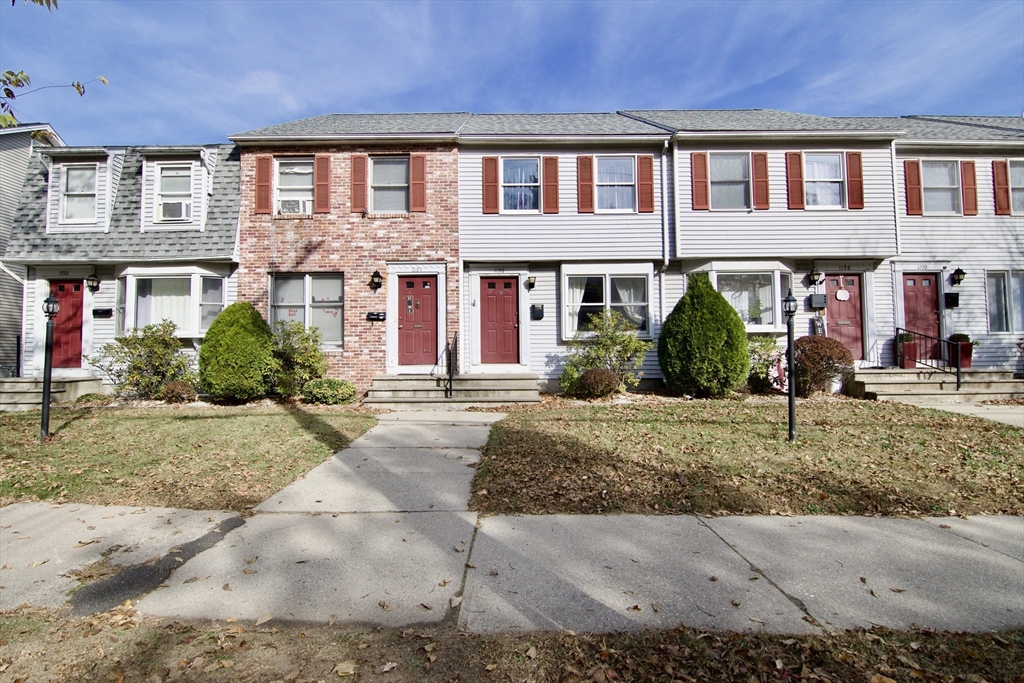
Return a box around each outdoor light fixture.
[40,292,60,442]
[808,267,822,286]
[369,270,384,291]
[85,271,100,293]
[951,268,966,286]
[525,276,536,290]
[783,290,798,444]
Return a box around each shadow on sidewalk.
[279,401,363,454]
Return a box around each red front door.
[825,273,864,361]
[903,273,940,359]
[398,275,437,365]
[50,280,84,368]
[481,277,519,364]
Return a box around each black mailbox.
[366,311,386,321]
[944,292,960,308]
[530,304,544,320]
[92,308,114,319]
[809,293,827,310]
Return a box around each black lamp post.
[783,290,798,443]
[40,292,60,442]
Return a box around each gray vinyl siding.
[0,269,23,368]
[459,148,667,261]
[895,150,1024,369]
[87,268,118,365]
[0,132,34,370]
[674,142,897,259]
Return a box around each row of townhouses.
[1,110,1021,399]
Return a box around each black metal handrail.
[896,327,962,390]
[444,332,458,399]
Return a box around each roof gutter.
[458,134,670,145]
[896,139,1024,150]
[671,130,904,141]
[38,146,109,156]
[228,134,460,145]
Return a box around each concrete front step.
[0,377,104,411]
[872,390,1024,405]
[849,368,1024,405]
[366,373,541,408]
[854,369,1018,384]
[365,397,541,411]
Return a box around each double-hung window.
[595,157,635,211]
[370,157,409,213]
[701,266,792,331]
[117,269,226,336]
[157,165,193,221]
[276,158,314,214]
[271,274,344,345]
[804,153,845,207]
[62,164,97,222]
[563,265,652,338]
[1011,160,1024,214]
[502,158,540,211]
[709,153,750,210]
[987,271,1024,333]
[921,161,961,214]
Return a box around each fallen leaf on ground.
[450,596,463,608]
[526,646,537,659]
[890,587,906,593]
[255,613,273,626]
[420,603,433,610]
[222,583,231,591]
[28,559,49,569]
[379,600,392,611]
[484,664,497,671]
[375,662,398,674]
[627,605,642,612]
[335,660,357,677]
[75,539,99,547]
[245,556,258,564]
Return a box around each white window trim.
[499,156,542,214]
[369,155,411,215]
[920,159,962,216]
[58,162,99,225]
[269,273,345,348]
[117,264,228,338]
[385,261,447,375]
[696,262,793,333]
[708,152,752,212]
[802,151,847,211]
[594,155,637,214]
[986,269,1024,334]
[1008,159,1024,216]
[154,162,194,225]
[275,157,315,216]
[561,262,654,341]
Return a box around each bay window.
[697,265,792,331]
[117,268,227,336]
[563,264,652,338]
[502,158,540,211]
[709,153,750,210]
[61,164,97,222]
[271,273,344,345]
[987,270,1024,333]
[595,157,635,211]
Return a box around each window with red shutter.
[960,160,977,216]
[410,154,426,212]
[752,152,769,210]
[690,152,708,210]
[542,156,559,214]
[314,156,331,213]
[637,155,655,213]
[846,152,864,209]
[785,152,804,210]
[482,157,499,214]
[350,155,367,213]
[993,160,1012,215]
[577,156,594,213]
[904,159,923,216]
[255,156,272,214]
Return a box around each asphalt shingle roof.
[231,113,472,139]
[458,113,667,136]
[4,145,239,263]
[620,109,899,132]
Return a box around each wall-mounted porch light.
[950,268,966,286]
[525,276,536,290]
[808,266,823,286]
[368,270,384,291]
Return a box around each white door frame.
[466,263,531,373]
[386,261,448,375]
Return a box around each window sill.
[594,209,638,215]
[273,213,315,220]
[364,212,410,219]
[803,205,847,211]
[708,207,754,213]
[49,225,105,233]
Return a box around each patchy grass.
[0,402,376,511]
[472,396,1024,517]
[0,605,1020,682]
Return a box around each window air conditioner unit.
[278,199,313,215]
[160,200,191,220]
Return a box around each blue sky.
[2,0,1022,146]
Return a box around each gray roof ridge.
[902,114,1024,135]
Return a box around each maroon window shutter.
[993,160,1011,215]
[482,156,499,214]
[410,154,427,212]
[960,160,977,216]
[542,156,559,214]
[904,159,922,216]
[350,154,367,213]
[690,152,709,210]
[637,155,655,213]
[255,156,272,214]
[752,152,769,210]
[577,156,594,213]
[785,152,804,210]
[313,155,331,213]
[845,152,864,210]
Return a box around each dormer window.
[158,165,192,221]
[277,158,314,214]
[62,164,97,222]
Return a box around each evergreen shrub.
[558,310,653,396]
[793,336,854,397]
[658,272,749,397]
[199,302,277,402]
[88,321,195,399]
[302,377,357,405]
[273,321,329,397]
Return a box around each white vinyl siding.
[460,147,664,261]
[141,158,205,231]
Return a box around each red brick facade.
[236,145,460,392]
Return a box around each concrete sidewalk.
[2,410,1022,635]
[913,402,1024,428]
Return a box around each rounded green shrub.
[161,380,197,404]
[574,367,621,399]
[793,336,854,397]
[199,302,277,402]
[87,321,195,399]
[273,321,329,398]
[558,310,653,396]
[302,378,357,405]
[658,272,750,398]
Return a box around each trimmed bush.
[793,336,854,397]
[273,321,329,398]
[658,272,750,397]
[88,321,195,399]
[161,380,197,404]
[302,377,357,405]
[574,368,621,399]
[199,302,277,402]
[559,310,653,396]
[748,334,784,394]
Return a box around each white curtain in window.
[566,276,586,335]
[137,278,190,330]
[1011,271,1024,332]
[611,277,647,330]
[718,273,773,325]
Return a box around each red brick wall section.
[236,145,460,393]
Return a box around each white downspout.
[890,139,901,255]
[659,140,670,324]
